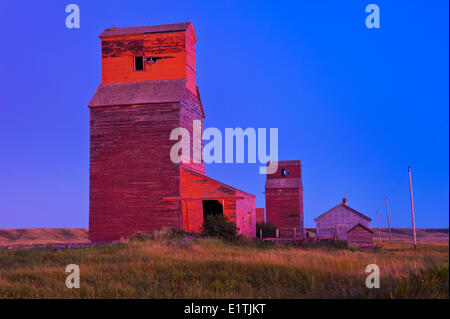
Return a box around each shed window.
[134,56,144,71]
[281,169,289,177]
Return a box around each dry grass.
[305,228,449,243]
[363,228,448,243]
[1,228,446,248]
[0,228,88,246]
[0,237,447,299]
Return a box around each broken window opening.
[134,56,144,71]
[281,168,289,177]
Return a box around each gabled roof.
[347,223,374,234]
[89,79,187,107]
[180,166,255,198]
[314,203,372,222]
[100,22,192,38]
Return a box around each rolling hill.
[0,227,447,247]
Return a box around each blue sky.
[0,0,448,228]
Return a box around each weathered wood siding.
[180,168,256,237]
[348,225,373,250]
[89,103,182,242]
[235,190,256,238]
[179,89,204,174]
[89,22,256,242]
[101,25,197,95]
[180,168,235,233]
[255,208,265,224]
[316,205,370,241]
[265,160,304,235]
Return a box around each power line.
[378,119,448,226]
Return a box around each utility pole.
[408,167,417,249]
[377,209,381,244]
[385,197,392,245]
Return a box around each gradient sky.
[0,0,448,229]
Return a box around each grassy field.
[0,228,88,246]
[0,234,448,299]
[1,228,447,247]
[306,227,449,243]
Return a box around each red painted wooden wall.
[255,208,265,224]
[265,160,304,235]
[88,22,255,242]
[179,168,256,237]
[100,23,197,95]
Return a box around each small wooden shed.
[315,198,371,241]
[347,223,373,250]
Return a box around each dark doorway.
[203,200,224,219]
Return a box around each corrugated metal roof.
[88,79,186,107]
[100,22,192,38]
